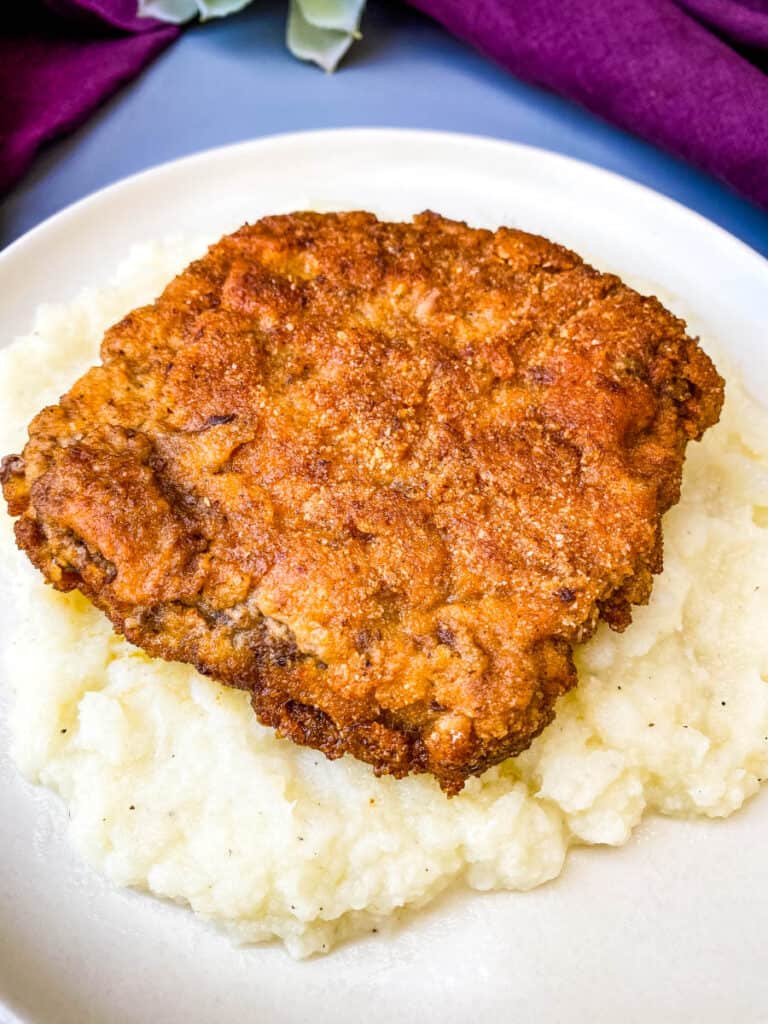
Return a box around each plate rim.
[2,127,766,277]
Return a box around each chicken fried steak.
[2,212,724,793]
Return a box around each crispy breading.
[1,212,724,793]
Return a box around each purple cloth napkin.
[407,0,768,209]
[2,1,767,209]
[0,0,178,195]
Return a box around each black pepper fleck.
[201,413,236,429]
[436,623,456,649]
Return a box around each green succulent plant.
[138,0,367,72]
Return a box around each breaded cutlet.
[1,212,724,792]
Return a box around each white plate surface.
[1,129,767,1024]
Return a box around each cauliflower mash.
[1,239,767,958]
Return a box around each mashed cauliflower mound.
[1,240,767,958]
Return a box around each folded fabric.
[0,0,178,195]
[406,0,768,209]
[1,0,766,210]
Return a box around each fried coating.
[1,212,724,793]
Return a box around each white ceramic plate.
[1,130,767,1024]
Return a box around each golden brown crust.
[1,211,724,793]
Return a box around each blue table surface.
[2,1,767,256]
